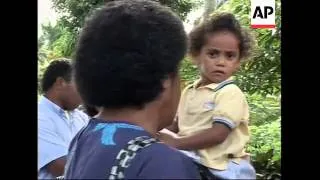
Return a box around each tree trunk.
[203,0,216,21]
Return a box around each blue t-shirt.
[64,118,200,179]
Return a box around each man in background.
[38,59,89,179]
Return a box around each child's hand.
[157,132,179,148]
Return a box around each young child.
[159,12,256,179]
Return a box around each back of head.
[83,104,99,117]
[41,58,72,93]
[74,0,187,109]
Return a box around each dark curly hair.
[41,59,72,93]
[83,104,99,117]
[189,12,254,60]
[74,0,187,109]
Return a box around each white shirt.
[38,96,89,179]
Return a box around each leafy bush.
[244,93,281,179]
[247,94,281,126]
[47,0,199,57]
[247,119,281,179]
[179,57,199,89]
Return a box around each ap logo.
[251,0,275,29]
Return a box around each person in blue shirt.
[63,0,201,179]
[38,59,89,179]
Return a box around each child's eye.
[208,50,219,58]
[226,52,237,59]
[209,53,218,58]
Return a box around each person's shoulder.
[144,142,177,153]
[38,100,50,115]
[73,109,90,122]
[184,83,194,91]
[74,109,88,117]
[180,83,195,98]
[142,142,194,163]
[218,83,245,97]
[38,105,54,125]
[38,97,58,121]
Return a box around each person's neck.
[44,91,64,110]
[97,106,160,137]
[198,76,230,87]
[198,77,212,87]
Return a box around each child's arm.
[176,123,231,150]
[159,123,231,150]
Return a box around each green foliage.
[50,30,76,57]
[38,47,65,93]
[247,119,281,179]
[44,0,198,57]
[38,22,76,58]
[52,0,103,33]
[243,93,281,179]
[158,0,199,21]
[39,22,66,49]
[247,94,281,126]
[179,57,199,85]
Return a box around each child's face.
[194,31,241,84]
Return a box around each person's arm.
[165,116,179,133]
[160,86,248,150]
[38,118,69,177]
[160,123,231,150]
[45,157,67,177]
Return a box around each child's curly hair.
[188,12,255,60]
